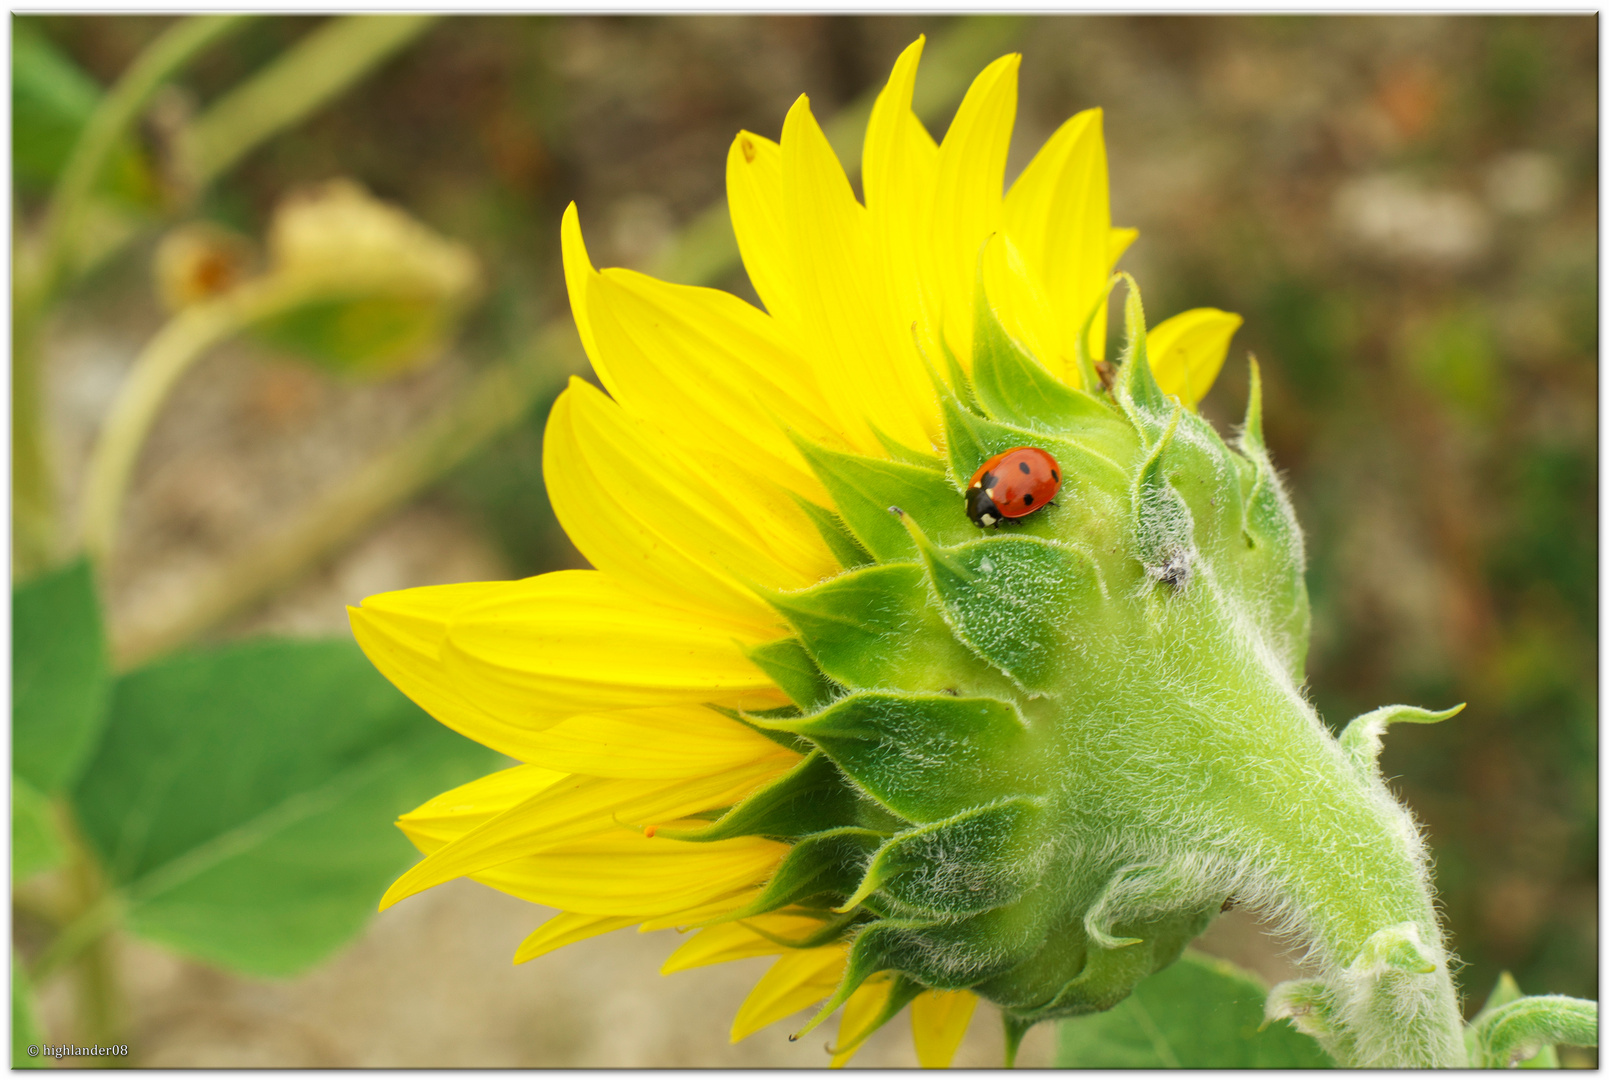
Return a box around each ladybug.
[965,446,1062,528]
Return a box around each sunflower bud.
[352,37,1505,1069]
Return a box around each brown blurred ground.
[21,13,1596,1067]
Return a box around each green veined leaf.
[1057,949,1335,1068]
[13,558,111,793]
[70,638,498,978]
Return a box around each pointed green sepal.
[740,908,864,951]
[869,421,942,468]
[916,535,1104,693]
[657,750,861,842]
[971,249,1111,432]
[1239,355,1266,457]
[851,797,1051,918]
[1073,274,1121,397]
[754,690,1037,823]
[1114,272,1170,420]
[763,563,1002,696]
[825,973,927,1059]
[1264,977,1354,1063]
[1347,922,1438,976]
[788,921,905,1044]
[1467,993,1598,1068]
[745,637,839,713]
[1082,861,1213,952]
[727,827,887,920]
[791,494,875,571]
[788,435,968,561]
[1130,401,1198,584]
[1338,703,1465,780]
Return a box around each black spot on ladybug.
[1018,461,1031,474]
[1023,493,1034,506]
[981,471,997,489]
[1050,469,1059,482]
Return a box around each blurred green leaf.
[71,639,498,977]
[12,22,153,202]
[250,294,457,376]
[1406,308,1498,420]
[12,953,47,1068]
[13,776,65,881]
[13,558,111,794]
[1056,950,1335,1068]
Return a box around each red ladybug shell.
[965,446,1061,528]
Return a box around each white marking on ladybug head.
[981,513,998,526]
[984,488,996,499]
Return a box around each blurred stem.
[13,15,250,578]
[13,303,53,576]
[79,279,322,567]
[29,808,126,1061]
[179,15,439,191]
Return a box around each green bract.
[677,278,1483,1067]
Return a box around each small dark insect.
[1151,551,1192,589]
[1221,896,1238,913]
[1095,360,1118,393]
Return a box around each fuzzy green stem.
[1110,575,1467,1066]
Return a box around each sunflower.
[351,38,1250,1067]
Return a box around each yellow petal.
[560,202,609,384]
[544,378,815,625]
[397,762,567,854]
[636,888,762,932]
[831,972,896,1068]
[980,231,1058,377]
[660,912,830,974]
[781,94,933,453]
[730,944,849,1042]
[727,130,798,327]
[590,266,841,481]
[930,53,1019,369]
[1003,107,1111,379]
[1146,307,1244,408]
[564,202,842,468]
[863,36,942,374]
[437,569,789,726]
[911,988,979,1068]
[476,831,789,917]
[519,705,784,780]
[381,756,795,910]
[513,911,636,964]
[1109,226,1138,268]
[350,587,571,757]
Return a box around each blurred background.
[12,13,1596,1067]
